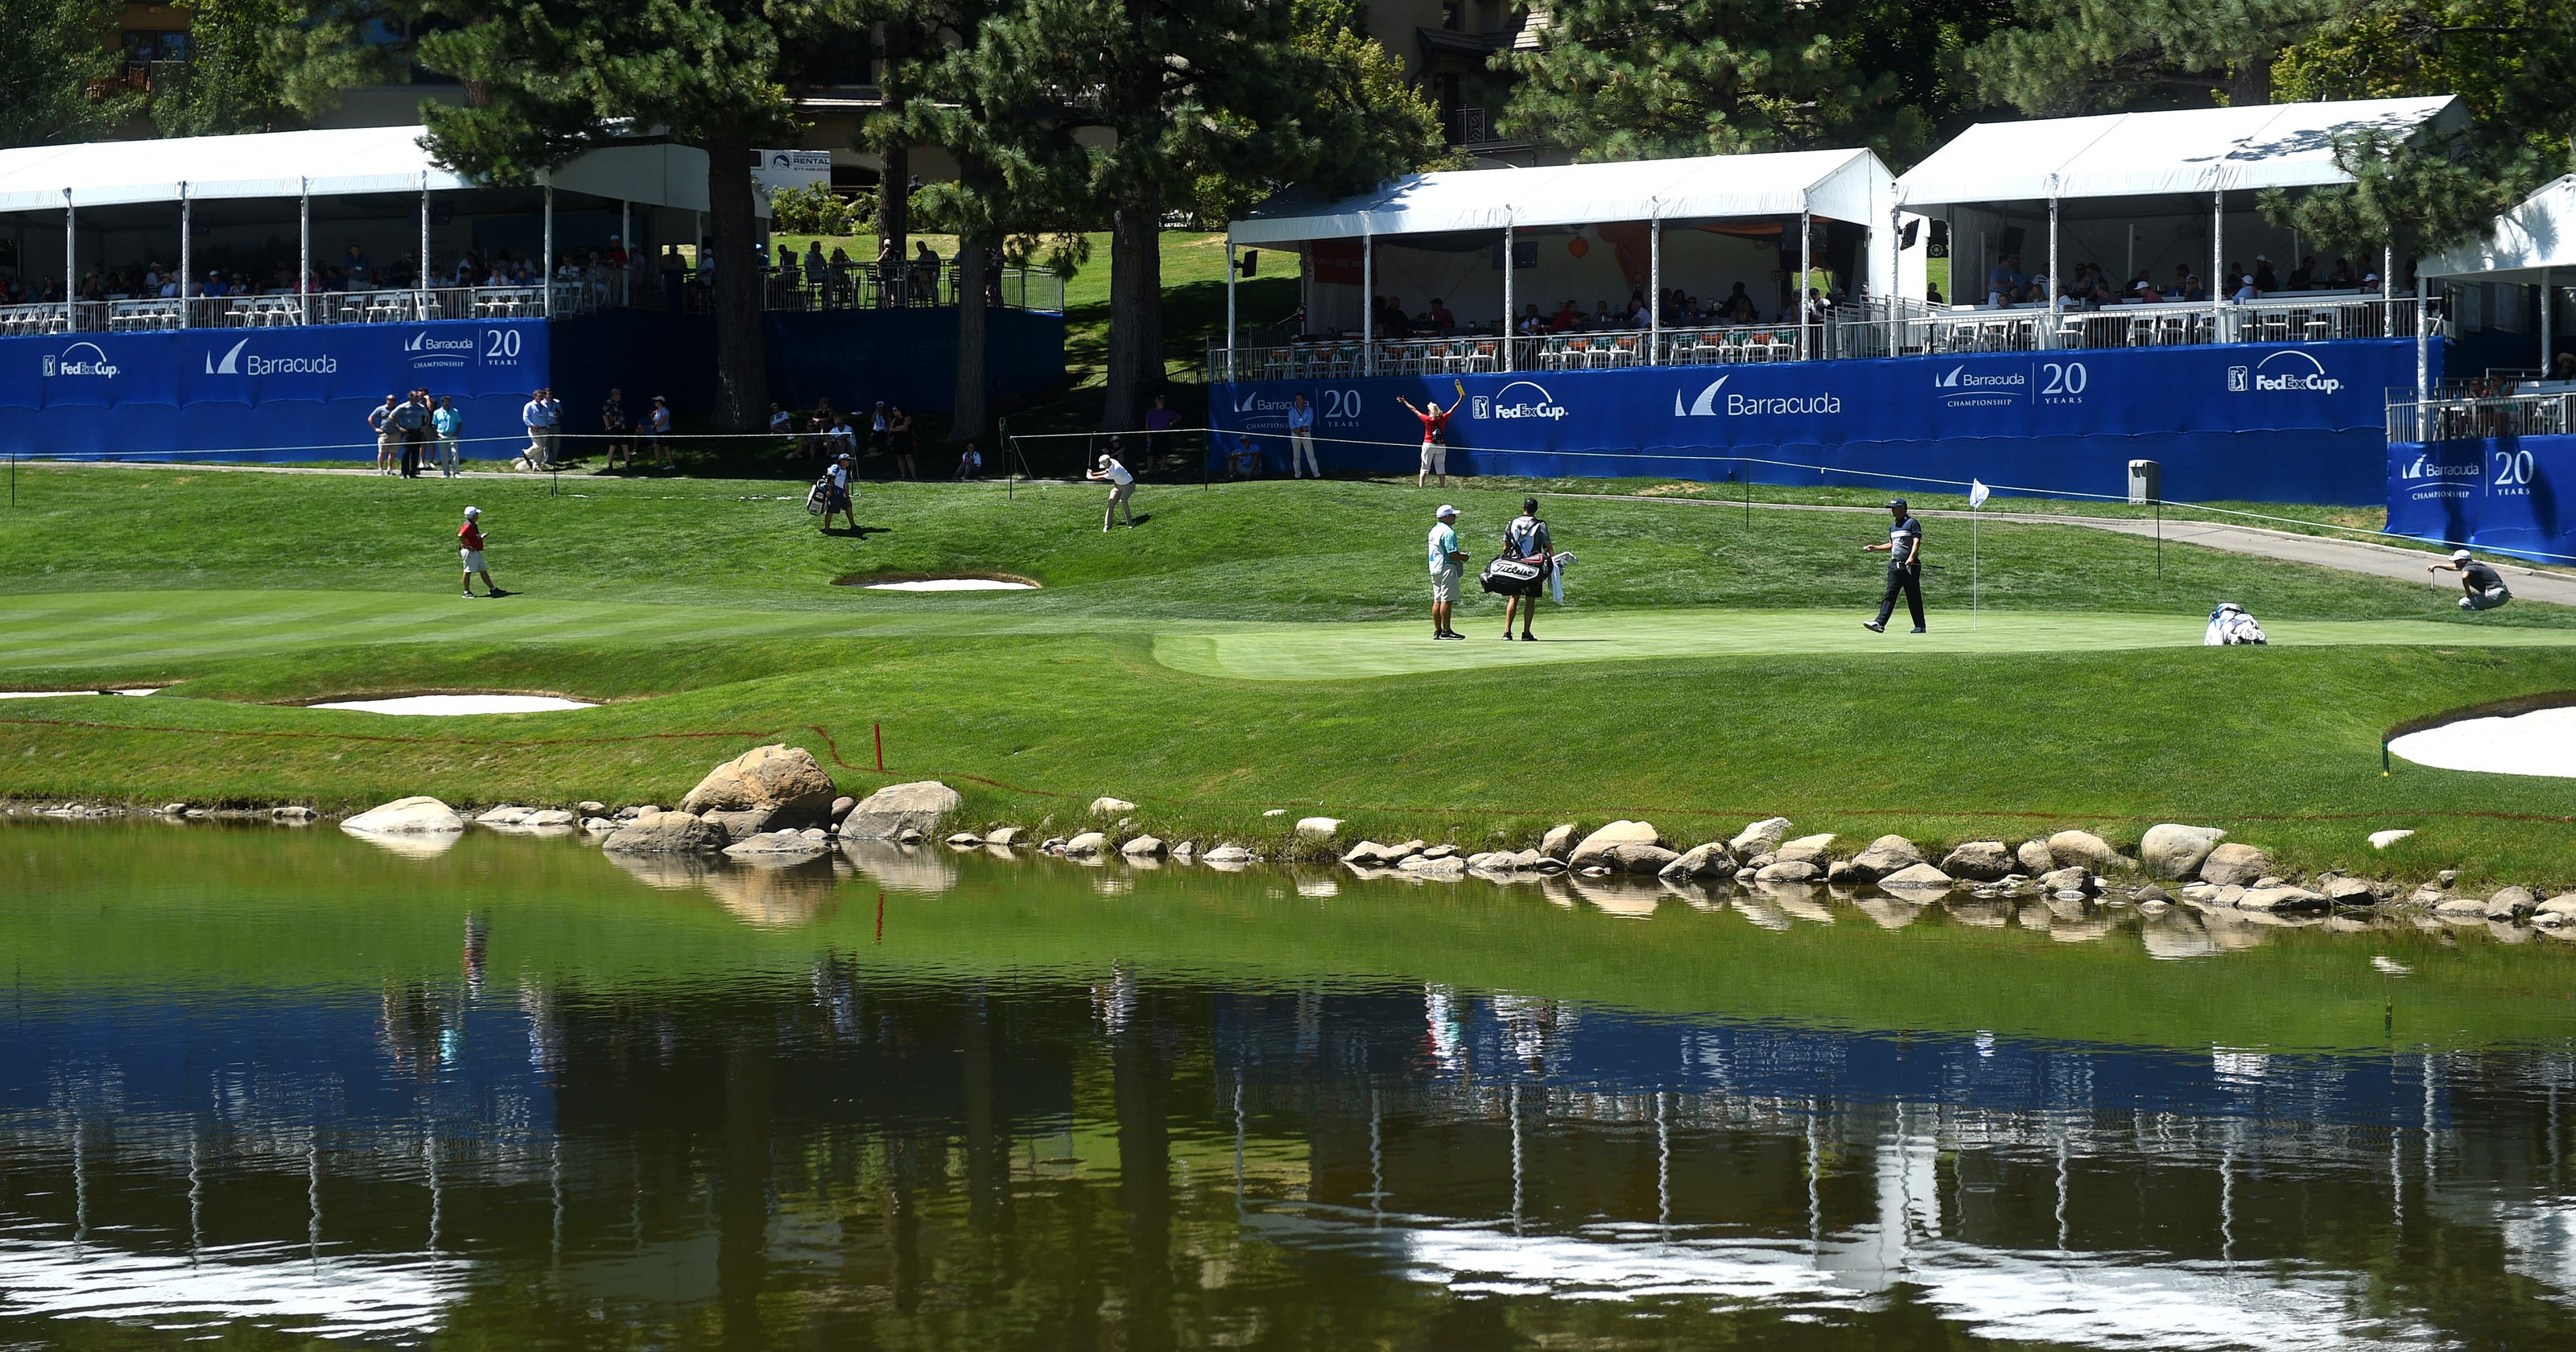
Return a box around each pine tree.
[417,0,820,431]
[152,0,295,136]
[1963,0,2344,115]
[1499,0,1942,161]
[0,0,137,147]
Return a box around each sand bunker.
[2388,707,2576,778]
[309,695,597,715]
[0,689,159,699]
[861,579,1036,592]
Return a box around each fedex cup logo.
[2237,350,2343,394]
[1484,381,1567,420]
[45,342,119,379]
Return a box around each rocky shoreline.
[10,741,2573,934]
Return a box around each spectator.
[601,388,631,468]
[367,394,400,475]
[804,239,826,278]
[644,395,673,468]
[522,387,559,470]
[1286,391,1319,479]
[2554,352,2576,381]
[1225,433,1262,480]
[604,236,629,268]
[868,401,890,458]
[2253,255,2279,292]
[2288,256,2316,291]
[768,402,797,446]
[1517,303,1545,336]
[1143,393,1178,464]
[1427,297,1455,336]
[394,388,431,479]
[1925,282,1945,306]
[887,404,917,479]
[954,441,983,480]
[343,243,369,283]
[1552,299,1580,331]
[432,394,463,477]
[2231,274,2258,303]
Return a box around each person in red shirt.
[458,506,509,598]
[1396,392,1453,488]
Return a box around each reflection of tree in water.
[377,979,454,1081]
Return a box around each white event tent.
[1224,148,1897,365]
[0,126,741,315]
[1897,97,2462,306]
[2421,174,2576,373]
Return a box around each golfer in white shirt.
[1088,451,1136,530]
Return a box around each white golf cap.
[464,506,481,518]
[2453,548,2473,560]
[1436,504,1459,518]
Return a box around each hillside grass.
[2,465,2574,887]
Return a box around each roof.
[1896,97,2463,208]
[1230,148,1893,245]
[2421,175,2576,282]
[0,126,722,213]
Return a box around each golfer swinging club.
[1861,497,1925,633]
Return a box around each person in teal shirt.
[431,395,464,478]
[1426,503,1466,640]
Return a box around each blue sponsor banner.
[0,318,547,461]
[1212,338,2433,505]
[2386,435,2576,563]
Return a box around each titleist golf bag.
[1478,555,1546,596]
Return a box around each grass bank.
[2,465,2574,887]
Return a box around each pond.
[6,822,2576,1350]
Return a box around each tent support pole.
[2417,273,2432,442]
[2542,267,2554,373]
[1361,224,1373,377]
[2211,188,2225,335]
[62,189,74,331]
[1224,234,1236,382]
[1648,202,1661,365]
[2046,191,2059,348]
[299,179,312,325]
[542,180,555,319]
[178,182,191,325]
[1888,197,1901,357]
[1501,220,1514,372]
[2383,245,2393,303]
[419,171,432,320]
[1797,204,1810,361]
[2125,222,2134,292]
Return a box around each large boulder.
[680,744,838,829]
[2014,839,2054,875]
[2198,843,2271,887]
[1730,817,1792,854]
[1121,835,1168,858]
[2485,886,2538,921]
[1879,863,1956,891]
[1540,824,1582,859]
[343,796,465,835]
[840,780,963,839]
[1658,843,1736,880]
[701,808,779,839]
[1843,835,1922,884]
[1941,841,2013,881]
[1063,831,1107,856]
[1600,843,1680,875]
[1773,834,1837,866]
[604,810,727,855]
[1755,859,1821,883]
[2237,885,2328,913]
[2037,866,2093,894]
[2046,830,2118,871]
[1569,821,1662,868]
[2138,824,2227,880]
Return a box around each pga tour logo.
[1674,374,1842,417]
[43,342,119,379]
[2231,350,2343,394]
[1480,380,1567,420]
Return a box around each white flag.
[1967,478,1991,508]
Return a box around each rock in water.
[2046,830,2117,871]
[945,832,985,847]
[985,826,1022,847]
[680,744,838,829]
[1755,859,1821,883]
[2322,877,2380,905]
[1879,863,1955,890]
[2198,843,2270,887]
[1570,821,1662,869]
[1659,843,1736,880]
[604,811,726,855]
[1063,831,1107,856]
[2237,886,2329,913]
[701,808,778,839]
[1843,835,1923,883]
[2015,839,2054,875]
[343,797,465,835]
[1540,823,1582,859]
[522,809,576,827]
[840,781,964,839]
[1941,842,2013,881]
[2037,866,2092,894]
[1201,844,1255,864]
[1121,835,1167,858]
[2485,886,2538,921]
[2138,824,2227,880]
[1730,817,1791,854]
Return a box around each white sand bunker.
[310,695,596,715]
[2388,707,2576,777]
[863,579,1036,592]
[0,688,159,699]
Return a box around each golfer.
[431,394,462,477]
[2430,548,2512,610]
[1089,450,1136,530]
[1396,392,1453,488]
[1427,504,1467,639]
[1500,497,1552,641]
[1861,497,1926,633]
[1286,393,1319,478]
[458,506,508,598]
[822,451,857,532]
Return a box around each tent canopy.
[2421,175,2576,282]
[0,126,726,214]
[1897,97,2462,208]
[1230,148,1893,245]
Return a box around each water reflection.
[6,825,2576,1350]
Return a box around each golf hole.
[2387,693,2576,778]
[307,695,599,715]
[835,571,1040,592]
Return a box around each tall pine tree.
[0,0,137,147]
[1963,0,2343,113]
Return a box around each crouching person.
[2431,549,2512,611]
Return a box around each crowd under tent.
[1897,96,2463,313]
[1223,148,1898,371]
[0,125,743,327]
[2419,172,2576,377]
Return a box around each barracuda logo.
[1484,380,1567,420]
[1680,374,1841,415]
[2240,349,2344,394]
[2401,455,2479,480]
[1937,365,2024,390]
[45,342,120,379]
[1675,377,1728,416]
[205,336,338,377]
[406,330,474,366]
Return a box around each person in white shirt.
[521,387,559,469]
[643,395,674,468]
[821,452,857,531]
[1285,392,1319,479]
[1088,448,1136,530]
[1426,504,1467,640]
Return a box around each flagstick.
[1971,501,1979,632]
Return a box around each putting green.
[9,590,2576,687]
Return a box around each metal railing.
[2386,386,2576,443]
[662,262,1065,315]
[1910,295,2431,355]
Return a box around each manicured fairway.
[4,465,2575,887]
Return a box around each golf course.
[4,461,2574,885]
